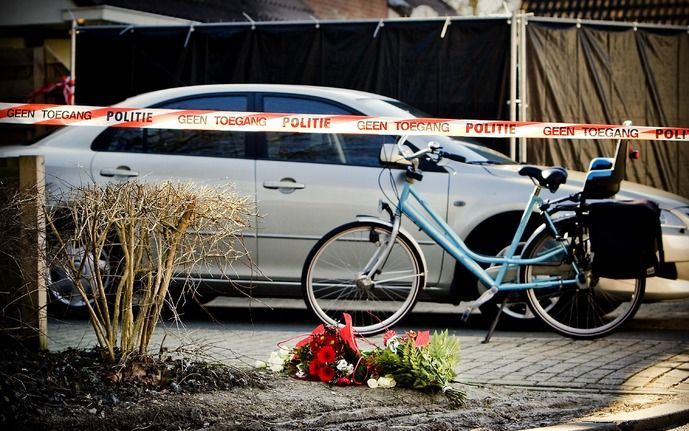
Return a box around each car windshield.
[359,98,516,165]
[457,141,516,164]
[358,98,428,118]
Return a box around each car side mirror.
[380,143,412,166]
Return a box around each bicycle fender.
[354,215,428,278]
[523,215,576,249]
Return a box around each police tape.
[1,102,688,141]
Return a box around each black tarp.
[75,18,511,125]
[526,20,689,198]
[74,18,689,198]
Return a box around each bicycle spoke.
[523,220,644,339]
[303,222,423,335]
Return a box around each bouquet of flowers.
[283,314,369,386]
[265,314,466,406]
[367,329,466,406]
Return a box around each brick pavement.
[47,319,689,396]
[458,336,689,394]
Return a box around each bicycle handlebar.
[396,136,465,164]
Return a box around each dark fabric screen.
[526,21,689,198]
[75,19,688,197]
[75,19,511,123]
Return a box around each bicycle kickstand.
[461,286,499,323]
[482,296,507,344]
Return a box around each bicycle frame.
[372,178,582,295]
[302,133,643,339]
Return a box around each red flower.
[317,365,336,382]
[295,324,324,349]
[311,334,323,349]
[316,345,336,364]
[336,377,351,386]
[308,360,322,377]
[322,334,339,348]
[415,330,430,347]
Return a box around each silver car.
[3,84,689,318]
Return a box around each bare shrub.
[46,181,252,362]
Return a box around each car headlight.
[660,208,688,230]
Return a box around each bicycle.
[301,123,661,339]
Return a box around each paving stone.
[636,366,674,379]
[47,319,689,395]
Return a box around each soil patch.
[0,345,673,430]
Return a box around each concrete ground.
[46,298,689,430]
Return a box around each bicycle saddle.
[519,166,568,192]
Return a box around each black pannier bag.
[587,199,663,279]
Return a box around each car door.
[88,94,258,279]
[254,94,450,287]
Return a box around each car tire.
[453,212,541,325]
[47,244,122,319]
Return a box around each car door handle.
[262,179,305,190]
[99,167,139,178]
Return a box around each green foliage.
[368,330,465,407]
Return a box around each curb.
[521,403,689,431]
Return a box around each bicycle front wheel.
[520,220,645,339]
[302,221,426,336]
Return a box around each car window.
[92,95,248,158]
[262,95,388,167]
[359,98,427,118]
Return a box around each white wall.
[1,0,76,27]
[446,0,522,16]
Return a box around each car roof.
[117,84,398,108]
[35,84,512,165]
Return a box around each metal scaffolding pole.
[518,13,530,163]
[509,12,518,161]
[71,19,77,104]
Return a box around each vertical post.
[18,155,48,350]
[71,19,77,103]
[509,13,518,161]
[33,46,45,100]
[518,14,529,163]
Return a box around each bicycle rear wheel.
[301,221,425,336]
[520,220,645,339]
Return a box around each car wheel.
[474,251,543,323]
[47,244,118,319]
[453,213,541,324]
[162,283,219,319]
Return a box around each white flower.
[336,359,354,375]
[254,360,267,369]
[267,350,289,372]
[377,376,397,388]
[368,376,397,389]
[296,370,306,378]
[387,338,400,354]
